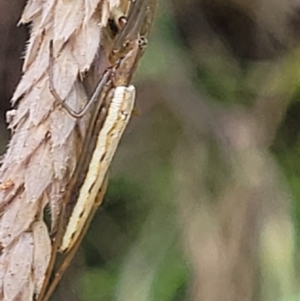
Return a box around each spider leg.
[49,41,109,118]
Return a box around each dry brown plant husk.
[0,1,123,300]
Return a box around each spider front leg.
[49,41,109,118]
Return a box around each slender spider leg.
[49,41,109,118]
[48,0,154,118]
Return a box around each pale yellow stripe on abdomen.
[59,85,136,252]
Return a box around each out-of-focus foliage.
[2,0,300,300]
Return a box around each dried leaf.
[28,77,55,126]
[71,17,102,72]
[83,0,102,24]
[0,196,38,248]
[17,278,34,301]
[24,142,53,201]
[22,24,43,72]
[3,233,33,301]
[54,0,84,42]
[39,0,56,31]
[2,123,48,171]
[20,0,43,24]
[50,47,79,100]
[32,221,51,295]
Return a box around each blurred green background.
[2,0,300,300]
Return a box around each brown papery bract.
[0,0,120,300]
